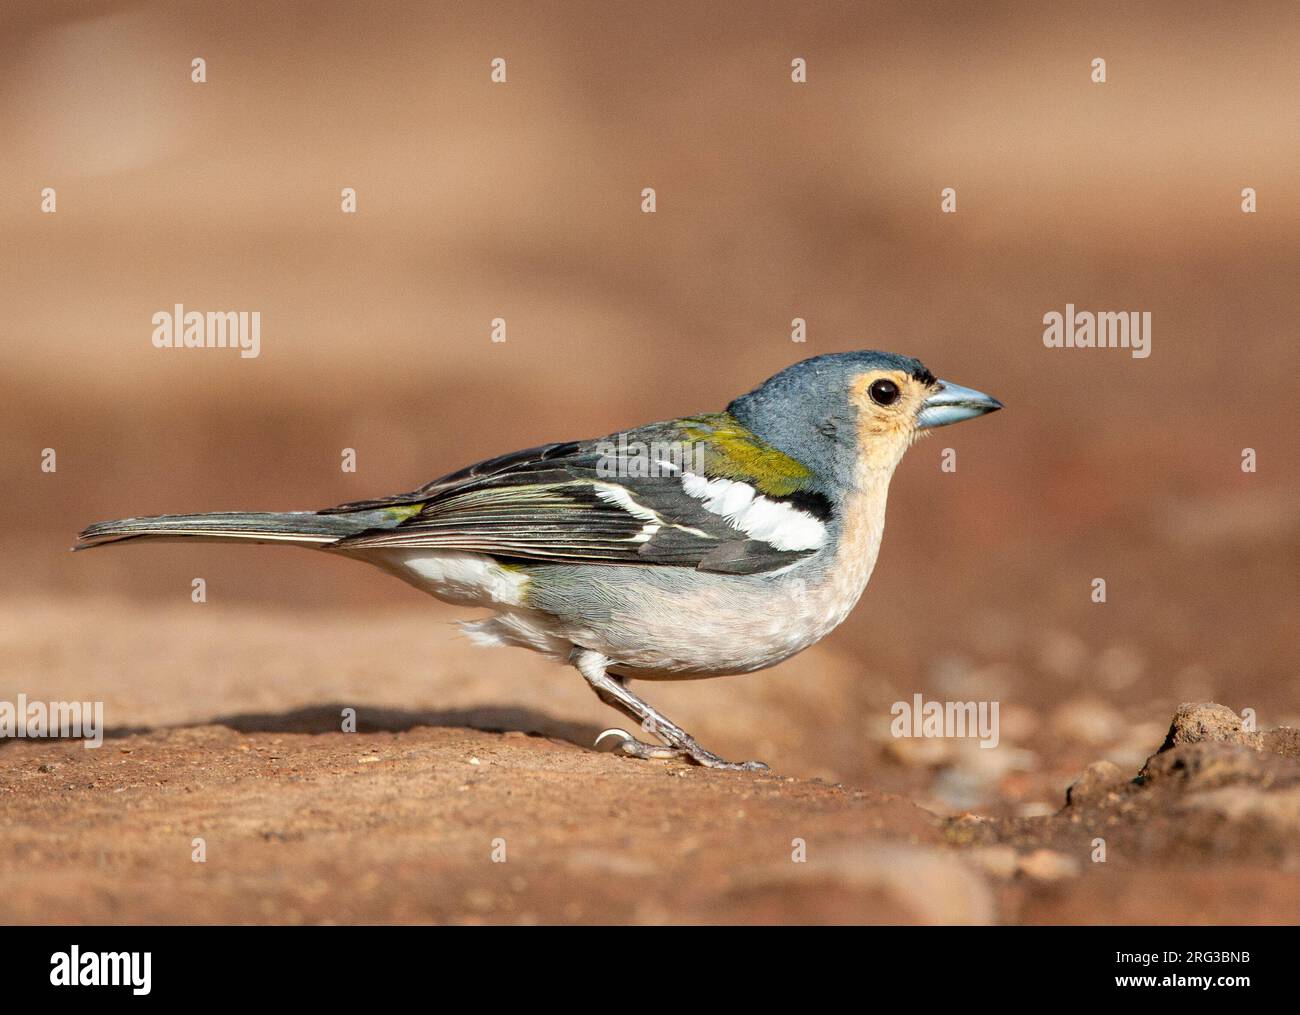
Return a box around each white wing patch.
[593,483,663,542]
[593,483,660,520]
[680,473,827,552]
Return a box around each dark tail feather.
[75,509,402,550]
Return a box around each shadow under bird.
[78,351,1002,769]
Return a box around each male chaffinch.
[78,351,1001,770]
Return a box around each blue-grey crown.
[725,351,935,489]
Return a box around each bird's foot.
[687,749,769,772]
[593,728,768,771]
[594,728,686,761]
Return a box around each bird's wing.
[323,414,834,575]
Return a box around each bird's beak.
[916,380,1004,430]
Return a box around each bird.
[77,350,1001,770]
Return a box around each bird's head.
[726,351,1002,491]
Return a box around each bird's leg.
[571,649,768,771]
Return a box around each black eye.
[868,379,900,406]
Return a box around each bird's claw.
[686,748,769,771]
[593,727,634,751]
[593,728,768,770]
[594,728,686,761]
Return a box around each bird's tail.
[75,508,405,550]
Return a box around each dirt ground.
[1,598,1297,925]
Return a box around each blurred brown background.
[2,0,1298,821]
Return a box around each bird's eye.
[868,379,900,406]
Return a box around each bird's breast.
[793,476,892,641]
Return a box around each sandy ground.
[2,598,1298,925]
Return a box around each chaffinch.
[78,351,1001,770]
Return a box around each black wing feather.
[324,431,819,575]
